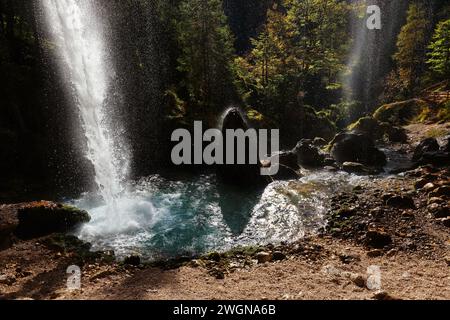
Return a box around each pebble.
[256,252,272,264]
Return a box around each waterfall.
[344,0,409,111]
[40,0,126,208]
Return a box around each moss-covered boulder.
[374,99,429,125]
[348,116,408,143]
[16,201,90,239]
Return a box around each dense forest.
[1,0,450,198]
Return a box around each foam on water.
[74,171,364,260]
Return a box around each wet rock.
[386,195,416,209]
[294,139,324,167]
[256,252,272,264]
[14,202,90,239]
[330,132,386,168]
[366,229,392,249]
[124,255,141,266]
[264,151,299,180]
[342,162,378,175]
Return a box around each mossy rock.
[16,201,91,239]
[348,116,408,143]
[374,99,429,125]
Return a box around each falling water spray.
[40,0,127,214]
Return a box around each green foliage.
[176,0,237,116]
[391,3,431,96]
[235,0,350,117]
[427,19,450,79]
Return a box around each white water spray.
[41,0,126,217]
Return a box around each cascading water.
[344,0,409,110]
[41,0,127,225]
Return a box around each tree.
[427,19,450,79]
[236,0,350,114]
[176,0,237,117]
[393,3,431,95]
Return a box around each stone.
[272,251,286,261]
[414,178,431,190]
[373,290,398,301]
[217,107,264,186]
[386,195,416,209]
[430,206,450,218]
[294,139,325,167]
[350,274,366,288]
[206,251,221,262]
[366,229,392,249]
[413,138,440,162]
[430,186,450,198]
[15,202,90,239]
[123,255,141,266]
[313,137,327,147]
[330,132,387,167]
[0,274,16,286]
[423,183,437,192]
[367,249,384,258]
[445,256,450,267]
[342,162,377,175]
[442,217,450,228]
[256,252,272,264]
[265,151,300,180]
[428,197,444,205]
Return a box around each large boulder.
[17,201,90,238]
[262,151,300,180]
[374,99,429,125]
[412,137,450,167]
[348,116,408,143]
[330,132,387,168]
[217,108,264,186]
[293,139,325,168]
[413,138,440,162]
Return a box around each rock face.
[1,201,91,244]
[330,132,387,168]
